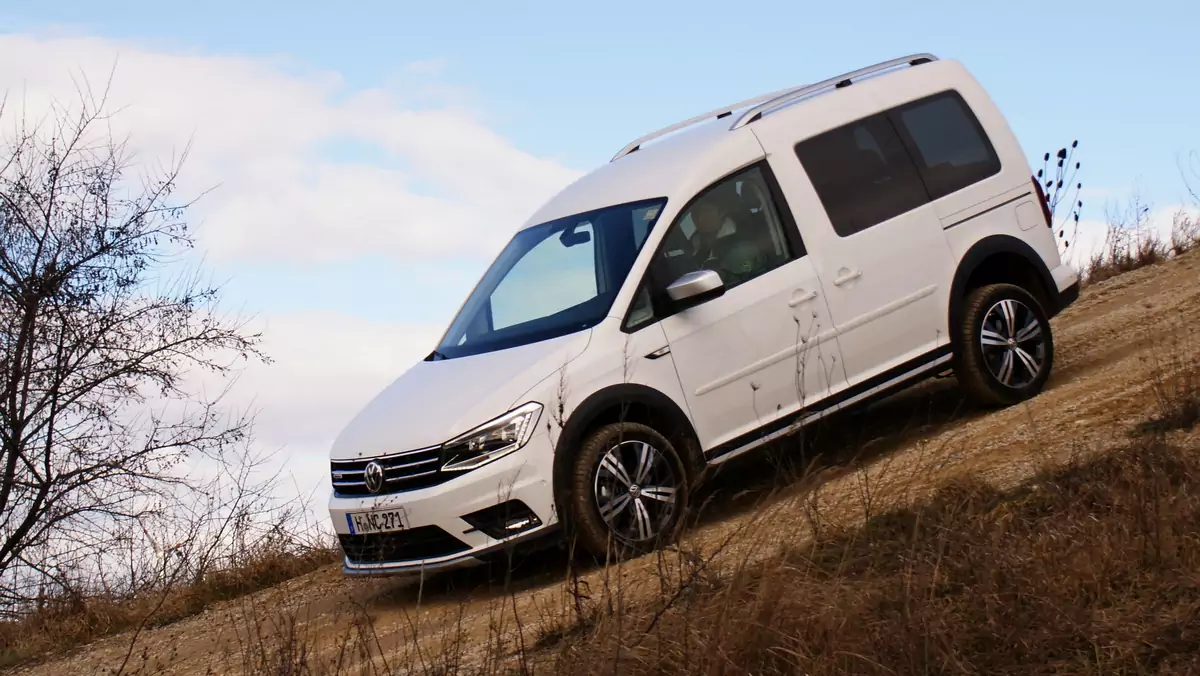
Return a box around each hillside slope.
[11,251,1200,675]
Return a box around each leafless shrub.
[1134,327,1200,438]
[1170,208,1200,256]
[1082,168,1200,285]
[1083,192,1169,284]
[0,442,339,668]
[1170,154,1200,256]
[0,76,269,605]
[1036,141,1084,259]
[0,77,346,667]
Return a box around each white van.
[328,53,1080,575]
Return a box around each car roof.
[520,116,760,228]
[521,53,950,230]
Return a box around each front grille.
[331,446,456,496]
[338,526,470,565]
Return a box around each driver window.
[658,165,796,288]
[625,165,801,331]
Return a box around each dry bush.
[1174,151,1200,256]
[0,446,342,668]
[1170,207,1200,257]
[1083,188,1200,286]
[1135,330,1200,437]
[1035,141,1084,261]
[0,529,338,668]
[1083,195,1169,284]
[1074,148,1200,285]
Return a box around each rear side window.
[891,91,1001,200]
[794,113,928,237]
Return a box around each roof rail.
[609,84,802,162]
[729,53,938,130]
[609,53,938,163]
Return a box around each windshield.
[431,198,666,360]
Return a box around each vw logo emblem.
[363,461,385,494]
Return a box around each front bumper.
[328,429,558,576]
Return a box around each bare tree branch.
[0,78,268,606]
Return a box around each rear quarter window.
[793,112,929,237]
[890,91,1001,200]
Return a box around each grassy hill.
[6,250,1200,675]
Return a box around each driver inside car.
[679,184,769,287]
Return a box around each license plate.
[346,508,409,535]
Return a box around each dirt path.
[11,252,1200,676]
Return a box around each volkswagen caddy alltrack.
[328,53,1081,575]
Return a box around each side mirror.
[665,269,724,309]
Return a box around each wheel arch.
[948,235,1062,341]
[551,383,701,519]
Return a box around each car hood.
[330,331,591,461]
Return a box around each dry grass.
[206,393,1200,675]
[0,543,338,668]
[529,341,1200,675]
[544,436,1200,675]
[208,421,1200,675]
[1136,333,1200,438]
[318,332,1200,674]
[15,248,1200,675]
[69,317,1200,675]
[1084,203,1200,285]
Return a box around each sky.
[2,0,1198,510]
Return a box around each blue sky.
[2,0,1197,501]
[11,1,1200,186]
[10,0,1199,325]
[8,0,1198,321]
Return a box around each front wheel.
[564,422,689,561]
[954,283,1055,407]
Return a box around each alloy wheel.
[979,298,1047,389]
[593,439,680,544]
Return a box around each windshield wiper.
[426,349,449,361]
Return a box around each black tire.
[563,422,689,561]
[954,283,1055,407]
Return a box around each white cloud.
[237,312,442,451]
[0,33,582,264]
[0,31,583,511]
[175,311,445,504]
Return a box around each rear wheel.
[564,422,688,561]
[954,283,1055,407]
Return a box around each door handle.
[644,345,671,360]
[832,269,862,287]
[787,290,818,307]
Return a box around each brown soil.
[9,251,1200,676]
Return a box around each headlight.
[440,402,543,472]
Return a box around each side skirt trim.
[705,347,953,465]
